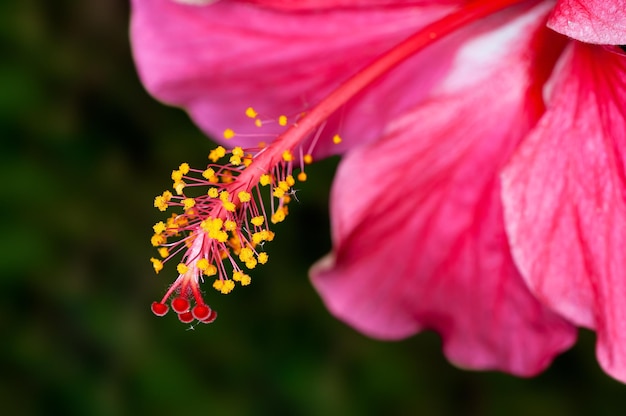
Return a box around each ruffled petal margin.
[311,4,576,376]
[502,43,626,382]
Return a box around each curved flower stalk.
[131,0,626,382]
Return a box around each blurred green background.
[2,1,625,415]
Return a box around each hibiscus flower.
[130,0,626,382]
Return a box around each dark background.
[2,1,625,414]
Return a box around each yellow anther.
[278,180,290,192]
[283,195,292,204]
[211,217,224,230]
[251,216,264,227]
[278,115,288,126]
[230,148,244,164]
[183,198,196,211]
[151,234,166,247]
[203,169,219,183]
[158,247,169,258]
[333,134,342,144]
[209,146,226,162]
[252,232,264,245]
[202,168,216,179]
[224,219,237,231]
[154,196,168,211]
[204,264,217,276]
[303,154,313,164]
[203,218,229,242]
[221,280,235,294]
[260,174,272,186]
[150,258,163,273]
[254,119,262,128]
[245,259,257,269]
[243,155,253,167]
[207,187,219,198]
[282,150,293,162]
[258,252,269,264]
[177,263,188,274]
[271,208,287,224]
[213,279,223,291]
[197,258,209,271]
[273,187,285,198]
[223,200,236,212]
[219,191,230,201]
[153,221,167,234]
[297,172,307,182]
[171,169,184,182]
[223,128,235,139]
[239,247,254,262]
[214,229,228,242]
[219,230,229,242]
[286,175,295,187]
[174,181,186,195]
[245,107,258,118]
[179,163,190,174]
[238,191,251,203]
[202,218,226,241]
[233,271,252,285]
[252,230,271,244]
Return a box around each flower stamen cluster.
[149,108,323,325]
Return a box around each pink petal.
[501,43,626,382]
[130,0,456,156]
[311,4,576,376]
[548,0,626,44]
